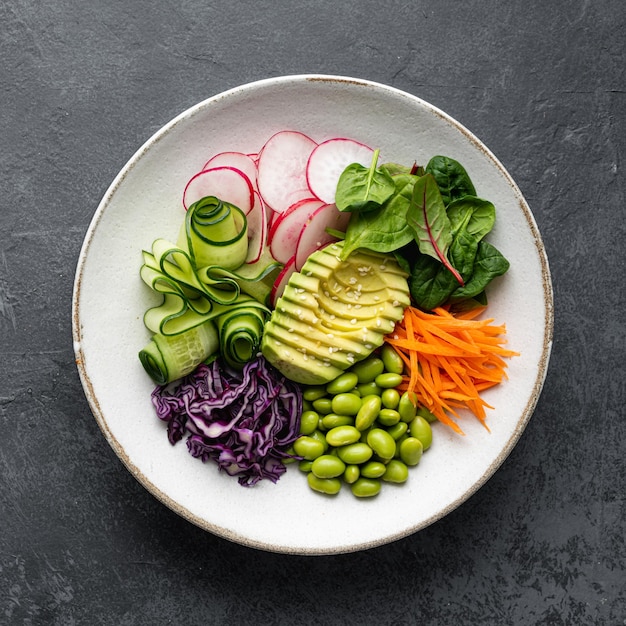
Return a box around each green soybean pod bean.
[417,406,438,423]
[398,391,418,423]
[350,356,385,383]
[312,397,333,415]
[387,421,408,441]
[298,460,313,472]
[409,415,433,451]
[303,386,327,402]
[356,382,382,397]
[337,442,373,465]
[293,436,325,460]
[307,472,342,495]
[325,425,361,447]
[360,460,387,479]
[381,388,400,409]
[367,428,396,460]
[326,372,359,395]
[309,429,329,452]
[377,408,401,427]
[374,372,404,389]
[343,464,360,484]
[302,399,314,412]
[382,459,409,483]
[399,436,423,466]
[355,394,382,431]
[311,454,346,479]
[331,393,362,416]
[381,344,405,374]
[321,413,354,430]
[351,477,381,498]
[299,410,320,435]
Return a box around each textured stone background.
[1,1,624,624]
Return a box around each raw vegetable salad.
[138,130,517,495]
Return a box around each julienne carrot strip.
[384,305,519,434]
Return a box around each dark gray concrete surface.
[1,1,624,624]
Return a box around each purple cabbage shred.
[150,355,302,486]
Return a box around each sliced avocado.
[261,241,410,385]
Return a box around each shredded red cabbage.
[150,355,302,486]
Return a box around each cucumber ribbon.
[138,195,281,382]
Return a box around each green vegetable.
[406,173,464,285]
[335,149,396,213]
[138,320,220,385]
[350,477,381,497]
[178,195,248,270]
[425,155,476,206]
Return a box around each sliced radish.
[183,166,255,212]
[203,152,259,191]
[245,191,267,264]
[267,198,324,264]
[306,138,375,204]
[257,130,318,214]
[270,254,297,307]
[295,203,351,270]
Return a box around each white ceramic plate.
[72,75,553,555]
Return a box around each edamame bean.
[360,460,387,479]
[387,422,408,441]
[321,413,354,430]
[381,344,405,374]
[356,382,382,397]
[326,372,358,395]
[307,472,342,495]
[377,408,401,427]
[293,436,325,460]
[343,464,360,484]
[374,372,404,389]
[409,415,433,451]
[309,429,329,452]
[381,388,400,409]
[350,357,385,383]
[337,442,373,465]
[331,393,362,416]
[351,477,381,497]
[382,459,409,483]
[312,397,333,415]
[417,406,438,423]
[299,410,320,435]
[398,391,418,423]
[298,460,313,472]
[303,386,327,401]
[325,425,361,447]
[399,436,423,466]
[311,454,346,479]
[355,394,382,431]
[367,428,396,460]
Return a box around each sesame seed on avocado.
[261,241,410,385]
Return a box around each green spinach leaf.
[449,240,510,303]
[340,179,415,259]
[447,196,496,241]
[425,156,476,206]
[335,149,396,213]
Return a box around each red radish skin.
[183,166,255,212]
[306,138,375,204]
[203,152,259,191]
[294,203,351,270]
[257,130,318,214]
[270,255,297,307]
[245,191,268,264]
[267,198,324,264]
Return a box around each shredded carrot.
[385,305,519,434]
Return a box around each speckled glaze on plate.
[72,75,553,555]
